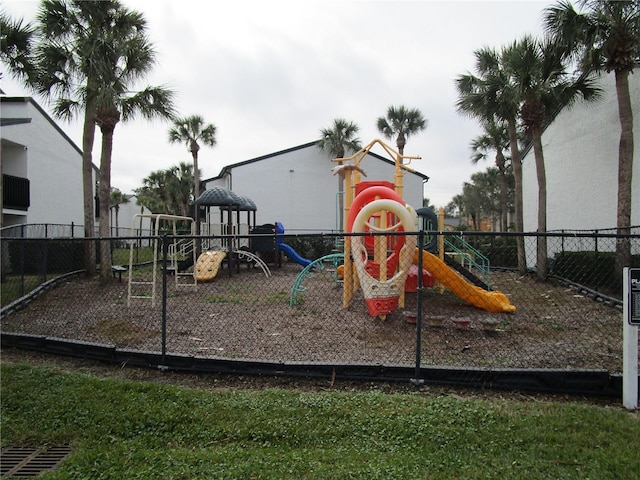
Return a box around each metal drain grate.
[0,445,72,478]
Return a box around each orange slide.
[413,248,516,313]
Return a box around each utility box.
[628,268,640,326]
[623,267,639,410]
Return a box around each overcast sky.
[1,0,551,208]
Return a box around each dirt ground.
[0,261,624,373]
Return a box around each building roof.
[1,96,84,157]
[203,140,430,183]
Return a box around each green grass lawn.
[0,275,46,306]
[1,362,638,479]
[0,247,156,307]
[112,246,155,266]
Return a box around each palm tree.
[456,46,527,273]
[141,169,171,213]
[544,0,639,282]
[461,181,484,230]
[166,162,195,218]
[423,197,435,209]
[472,168,503,230]
[446,195,464,218]
[317,118,361,231]
[109,187,130,237]
[92,16,175,281]
[469,118,511,231]
[16,0,153,275]
[505,35,600,280]
[376,105,427,161]
[168,115,217,232]
[0,10,35,222]
[317,118,362,159]
[0,9,36,84]
[135,170,169,214]
[133,186,161,215]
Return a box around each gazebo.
[196,187,258,240]
[220,194,258,240]
[195,187,262,275]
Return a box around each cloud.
[1,0,550,209]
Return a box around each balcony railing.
[2,174,30,211]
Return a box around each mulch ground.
[1,261,623,373]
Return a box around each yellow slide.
[195,251,227,282]
[413,248,516,313]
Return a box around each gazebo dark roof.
[195,187,240,206]
[231,195,257,212]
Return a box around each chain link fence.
[0,223,86,239]
[1,228,638,393]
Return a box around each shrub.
[477,237,518,269]
[286,236,336,260]
[551,251,640,294]
[6,239,85,275]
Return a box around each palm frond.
[119,85,175,122]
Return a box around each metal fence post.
[412,230,425,386]
[160,234,169,370]
[19,239,25,297]
[42,240,48,283]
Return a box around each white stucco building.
[109,195,153,236]
[202,141,429,233]
[521,69,640,233]
[1,96,95,231]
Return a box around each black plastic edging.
[1,332,627,398]
[0,270,85,320]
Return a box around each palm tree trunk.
[496,150,508,231]
[614,68,634,284]
[192,150,200,217]
[82,103,97,275]
[338,173,345,231]
[192,149,201,256]
[160,189,168,213]
[98,125,115,283]
[396,134,405,162]
[507,118,526,274]
[115,205,120,238]
[336,156,345,232]
[532,131,547,281]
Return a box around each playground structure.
[246,221,313,269]
[124,184,313,299]
[124,139,515,317]
[133,185,313,285]
[332,139,422,319]
[127,213,198,307]
[326,138,515,318]
[125,192,272,306]
[193,187,272,281]
[347,186,417,318]
[275,222,313,267]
